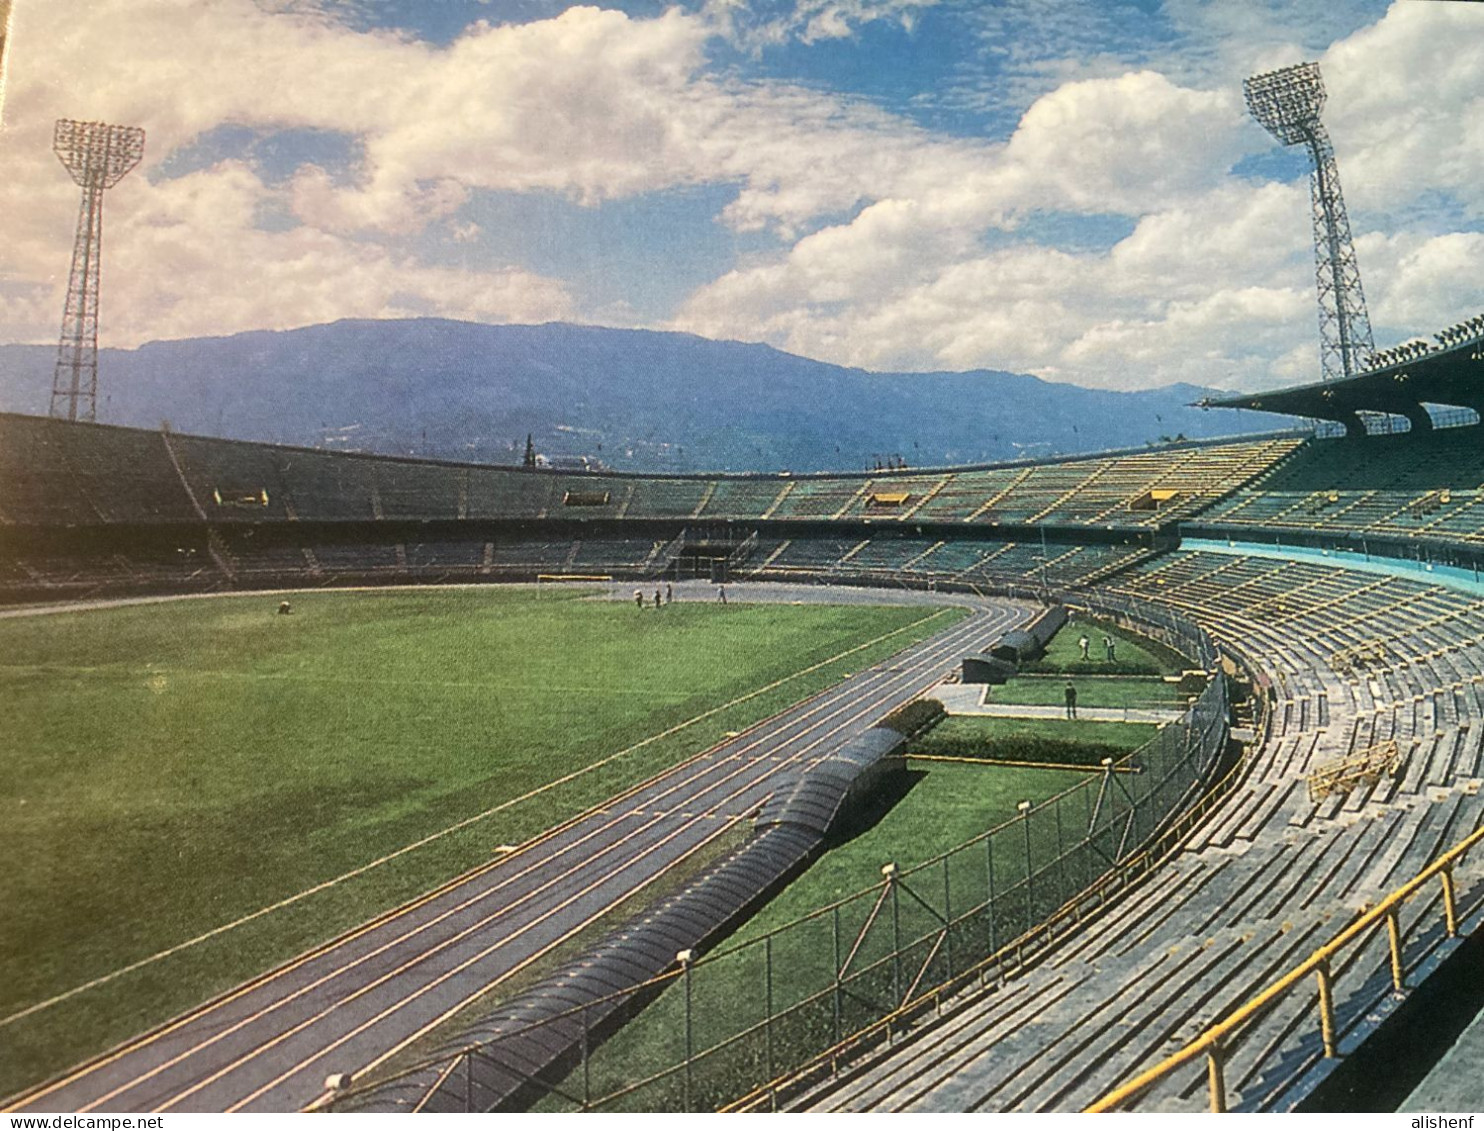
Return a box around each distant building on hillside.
[535,453,608,472]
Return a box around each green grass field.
[532,618,1196,1110]
[554,751,1123,1112]
[736,761,1082,936]
[0,587,961,1097]
[913,715,1159,767]
[1026,617,1184,676]
[983,674,1182,710]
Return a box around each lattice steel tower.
[50,118,145,422]
[1245,62,1374,381]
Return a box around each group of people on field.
[632,581,730,608]
[1077,633,1117,663]
[632,583,730,609]
[1063,631,1122,719]
[635,584,673,609]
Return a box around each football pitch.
[0,586,961,1097]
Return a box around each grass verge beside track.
[0,587,962,1098]
[550,757,1111,1112]
[1025,616,1184,676]
[912,715,1158,768]
[985,674,1183,710]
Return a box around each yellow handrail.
[721,722,1260,1114]
[1086,820,1484,1113]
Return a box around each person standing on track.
[1078,634,1090,661]
[1064,681,1078,720]
[666,582,673,605]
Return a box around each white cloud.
[998,70,1249,214]
[704,0,937,51]
[1321,1,1484,218]
[1359,230,1484,336]
[3,0,1483,403]
[673,74,1294,387]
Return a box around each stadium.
[4,25,1484,1122]
[4,341,1484,1113]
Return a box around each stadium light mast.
[1244,61,1374,381]
[50,118,145,423]
[0,2,15,125]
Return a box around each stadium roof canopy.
[1202,322,1484,435]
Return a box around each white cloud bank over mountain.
[1,0,1482,393]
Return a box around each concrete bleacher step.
[1272,733,1320,782]
[815,974,1087,1112]
[1129,917,1337,1112]
[1052,863,1203,967]
[1236,779,1305,842]
[1180,847,1296,939]
[1193,783,1276,852]
[1100,860,1245,957]
[904,944,1207,1110]
[1295,812,1406,911]
[1004,914,1334,1112]
[1401,734,1442,794]
[1211,834,1337,927]
[998,937,1268,1111]
[784,552,1484,1114]
[1252,822,1395,923]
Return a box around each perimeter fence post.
[581,1003,591,1109]
[884,863,901,1006]
[832,905,842,1045]
[679,949,695,1111]
[986,832,998,964]
[1018,801,1034,933]
[942,852,953,982]
[764,935,775,1080]
[1053,798,1067,910]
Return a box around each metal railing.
[1306,738,1400,802]
[1086,821,1484,1114]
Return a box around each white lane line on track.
[0,607,956,1040]
[222,613,1017,1113]
[76,607,1008,1113]
[7,604,1004,1115]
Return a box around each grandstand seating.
[6,406,1484,1114]
[795,550,1484,1112]
[1202,427,1484,544]
[743,535,1152,589]
[623,478,713,519]
[905,437,1304,527]
[695,478,790,521]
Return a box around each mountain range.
[0,319,1296,473]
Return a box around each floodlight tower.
[50,118,145,422]
[1245,62,1374,381]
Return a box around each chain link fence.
[333,594,1230,1114]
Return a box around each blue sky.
[2,0,1484,391]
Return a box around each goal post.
[535,573,613,596]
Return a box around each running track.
[7,589,1027,1114]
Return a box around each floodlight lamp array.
[1435,314,1484,349]
[53,119,146,188]
[1244,62,1326,146]
[1366,338,1436,371]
